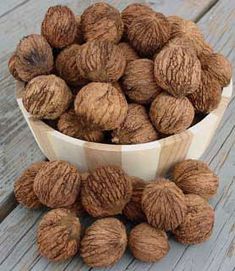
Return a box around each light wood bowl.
[16,81,233,180]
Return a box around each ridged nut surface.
[118,42,139,64]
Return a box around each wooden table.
[0,1,234,270]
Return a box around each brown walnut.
[23,75,72,120]
[118,42,140,64]
[74,15,83,44]
[81,166,132,217]
[150,92,195,135]
[81,218,127,268]
[112,104,158,144]
[15,34,53,82]
[37,208,81,261]
[172,159,219,199]
[142,178,187,231]
[33,160,81,208]
[173,194,215,244]
[41,5,77,48]
[74,82,128,131]
[8,53,21,81]
[129,223,169,262]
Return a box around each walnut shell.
[188,71,222,113]
[14,161,47,208]
[127,13,171,57]
[122,59,162,104]
[118,42,140,64]
[41,5,77,48]
[74,82,128,130]
[58,109,104,142]
[112,104,158,144]
[81,218,127,268]
[23,75,72,120]
[150,92,195,135]
[154,45,201,97]
[172,159,219,199]
[74,15,83,44]
[8,53,21,81]
[142,178,187,231]
[81,166,132,217]
[15,34,53,82]
[129,223,169,262]
[76,40,126,82]
[33,160,81,208]
[37,208,81,261]
[123,177,146,222]
[81,2,123,43]
[172,194,215,244]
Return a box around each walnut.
[118,42,140,64]
[23,75,72,120]
[8,53,21,80]
[142,178,187,231]
[37,208,81,261]
[188,71,222,113]
[81,2,123,43]
[81,166,132,217]
[14,161,47,208]
[173,194,214,244]
[76,40,126,82]
[122,59,162,104]
[172,159,219,199]
[41,5,77,48]
[33,160,81,208]
[154,45,201,97]
[64,196,85,217]
[15,34,53,82]
[150,92,195,135]
[74,15,83,44]
[123,177,146,222]
[129,223,169,262]
[112,104,158,144]
[74,82,128,130]
[58,109,104,142]
[127,13,171,57]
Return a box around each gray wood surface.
[0,0,234,270]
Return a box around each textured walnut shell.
[173,194,214,244]
[81,166,132,217]
[150,92,195,135]
[8,53,21,80]
[154,45,201,97]
[23,75,72,120]
[112,104,158,144]
[33,160,81,208]
[74,82,128,130]
[172,159,219,199]
[76,40,126,82]
[58,109,104,142]
[122,59,162,104]
[129,223,169,262]
[127,13,171,57]
[14,161,47,208]
[188,71,222,113]
[15,34,53,82]
[118,42,139,64]
[37,208,81,261]
[41,5,77,48]
[142,178,187,231]
[81,2,123,43]
[74,15,83,44]
[81,218,127,268]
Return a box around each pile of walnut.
[9,3,232,144]
[14,158,218,267]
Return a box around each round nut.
[142,178,187,231]
[41,5,77,48]
[8,53,21,81]
[23,75,72,120]
[118,42,139,64]
[173,194,215,244]
[129,223,169,262]
[37,208,81,261]
[74,82,128,130]
[172,159,219,199]
[81,218,127,268]
[33,160,81,208]
[81,166,132,217]
[15,34,53,82]
[150,92,195,135]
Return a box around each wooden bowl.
[16,81,233,180]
